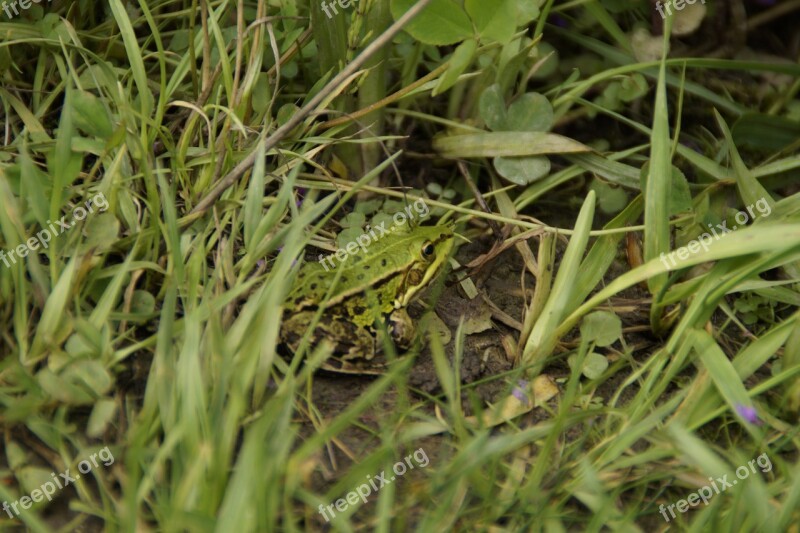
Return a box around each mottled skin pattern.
[281,224,454,365]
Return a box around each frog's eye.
[421,242,435,259]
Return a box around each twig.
[457,160,503,240]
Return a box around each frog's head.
[397,223,454,307]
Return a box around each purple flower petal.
[512,379,530,405]
[296,188,307,208]
[736,404,761,425]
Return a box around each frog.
[280,223,455,373]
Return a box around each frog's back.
[285,260,333,309]
[285,223,453,311]
[286,249,406,312]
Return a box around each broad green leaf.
[88,398,118,438]
[640,163,692,216]
[337,227,364,249]
[340,212,366,229]
[671,1,708,35]
[466,0,516,43]
[568,352,609,379]
[589,178,629,214]
[390,0,473,45]
[72,91,114,139]
[84,213,120,251]
[479,84,507,131]
[669,166,693,214]
[618,73,649,102]
[433,132,591,158]
[630,27,666,63]
[594,80,622,113]
[17,466,57,495]
[493,156,550,185]
[505,93,554,132]
[513,0,540,21]
[63,359,114,397]
[65,332,96,358]
[131,290,157,318]
[36,368,95,405]
[580,311,622,347]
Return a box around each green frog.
[280,223,455,373]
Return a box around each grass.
[1,0,799,531]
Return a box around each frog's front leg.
[387,308,415,349]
